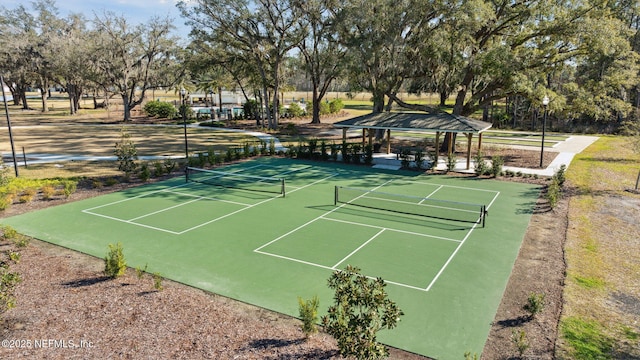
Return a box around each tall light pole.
[180,88,189,162]
[540,95,549,168]
[1,75,18,177]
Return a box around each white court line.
[168,190,253,207]
[333,229,385,269]
[320,216,462,243]
[404,180,501,194]
[82,169,338,234]
[80,211,182,235]
[255,248,429,292]
[254,179,393,252]
[175,172,339,234]
[419,185,444,204]
[360,194,481,214]
[128,198,207,221]
[423,190,501,291]
[82,164,265,213]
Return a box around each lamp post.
[209,90,214,119]
[1,75,18,177]
[540,95,549,168]
[180,88,189,162]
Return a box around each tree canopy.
[2,0,640,129]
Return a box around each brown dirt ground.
[0,115,566,359]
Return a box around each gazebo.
[333,112,493,170]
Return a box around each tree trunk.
[122,94,131,122]
[39,86,48,113]
[372,90,385,113]
[439,90,447,107]
[311,82,321,124]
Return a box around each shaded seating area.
[333,112,493,170]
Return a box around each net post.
[482,205,486,228]
[334,186,338,206]
[281,179,286,198]
[185,166,189,183]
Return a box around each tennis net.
[186,167,285,196]
[334,186,486,226]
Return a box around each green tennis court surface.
[2,158,539,359]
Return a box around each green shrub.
[320,140,328,161]
[0,196,11,211]
[105,178,119,187]
[341,142,351,163]
[63,181,77,198]
[136,264,148,280]
[351,143,361,164]
[152,161,164,177]
[329,98,344,113]
[547,179,561,209]
[364,144,373,165]
[114,129,138,176]
[144,100,178,119]
[286,102,305,117]
[400,148,411,169]
[446,152,457,172]
[298,295,320,337]
[260,140,267,156]
[1,225,18,240]
[104,242,127,278]
[224,148,233,162]
[269,138,276,156]
[139,163,150,182]
[464,352,479,360]
[512,329,529,357]
[473,152,487,175]
[243,99,260,119]
[163,158,177,174]
[523,292,545,319]
[490,156,504,177]
[322,265,403,359]
[330,142,338,161]
[178,104,194,120]
[8,251,20,263]
[313,100,331,115]
[41,185,56,200]
[153,272,163,291]
[0,266,21,313]
[554,164,567,186]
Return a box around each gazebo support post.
[478,132,483,152]
[447,132,454,155]
[466,133,473,170]
[362,128,366,148]
[386,129,391,154]
[434,132,440,165]
[342,128,347,143]
[368,129,373,148]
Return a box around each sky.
[2,0,192,39]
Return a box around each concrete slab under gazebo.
[333,112,493,170]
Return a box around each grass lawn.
[559,135,640,359]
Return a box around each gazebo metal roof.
[333,112,492,133]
